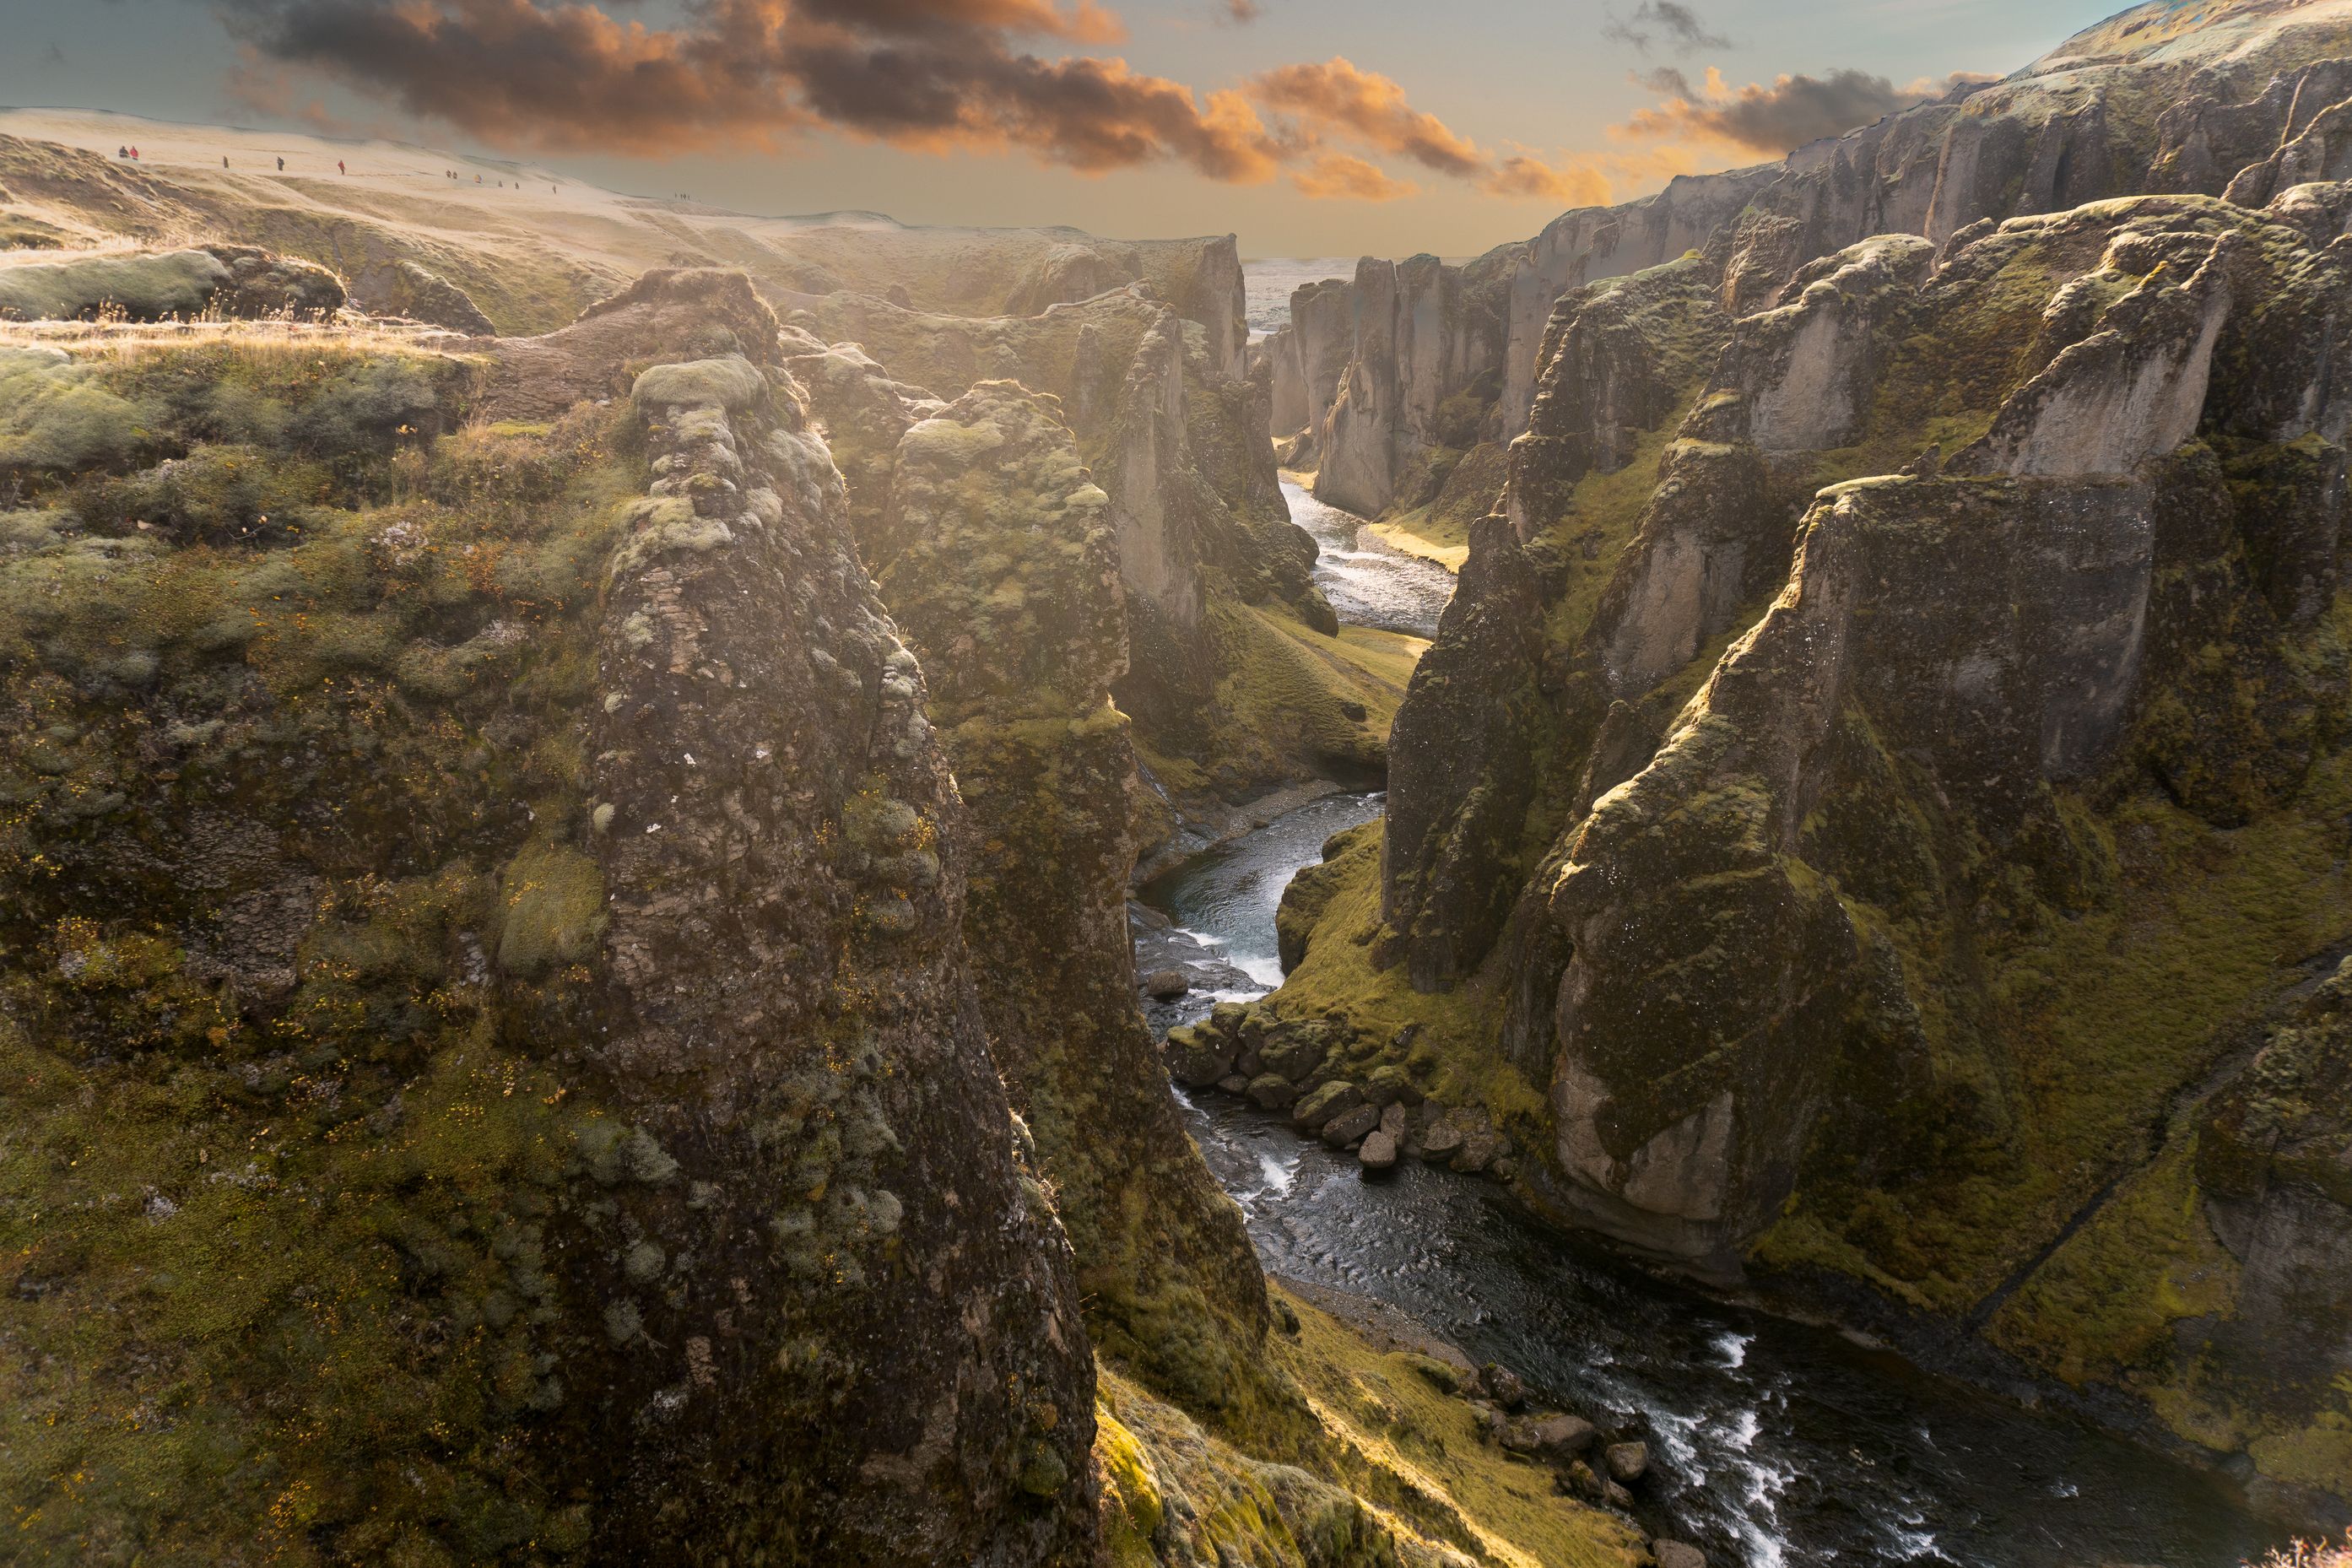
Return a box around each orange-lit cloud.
[1291,153,1417,202]
[214,0,1702,208]
[1247,57,1485,178]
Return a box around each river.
[1129,486,2285,1568]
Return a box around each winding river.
[1131,483,2285,1568]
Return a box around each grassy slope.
[1096,1286,1642,1568]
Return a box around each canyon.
[1,0,2349,1561]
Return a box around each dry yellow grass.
[2250,1541,2352,1567]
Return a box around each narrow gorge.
[0,0,2347,1563]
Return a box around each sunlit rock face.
[0,271,1101,1565]
[1288,0,2352,531]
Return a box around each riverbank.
[1134,789,2285,1567]
[1126,475,2290,1565]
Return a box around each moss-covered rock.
[866,377,1272,1414]
[0,274,1106,1564]
[1283,169,2352,1516]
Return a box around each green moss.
[1533,387,1707,655]
[0,250,230,322]
[493,841,606,977]
[1264,819,1540,1123]
[1987,1139,2241,1382]
[0,342,647,1562]
[630,354,768,415]
[1268,1292,1642,1567]
[1181,600,1425,790]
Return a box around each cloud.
[1246,58,1485,177]
[1602,2,1729,56]
[794,0,1126,43]
[1290,152,1415,201]
[1613,64,1983,154]
[211,0,1690,209]
[216,0,1287,171]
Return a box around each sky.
[0,0,2126,258]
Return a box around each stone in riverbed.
[1603,1479,1636,1511]
[1161,1024,1234,1088]
[1292,1079,1363,1131]
[1217,1074,1250,1095]
[1653,1540,1707,1568]
[1322,1105,1382,1149]
[1451,1127,1501,1175]
[1246,1073,1300,1111]
[1260,1022,1335,1082]
[1358,1130,1398,1171]
[1419,1118,1466,1161]
[1482,1364,1526,1411]
[1363,1062,1419,1108]
[1379,1101,1408,1138]
[1142,967,1190,1000]
[1605,1441,1649,1484]
[1503,1413,1595,1460]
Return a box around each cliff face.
[844,378,1273,1410]
[0,274,1107,1563]
[1284,0,2352,526]
[0,255,1649,1564]
[788,285,1407,819]
[1277,147,2352,1516]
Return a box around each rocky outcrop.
[1280,155,2352,1511]
[1501,255,1732,543]
[1378,516,1549,989]
[0,273,1105,1565]
[1280,0,2352,527]
[791,284,1363,809]
[1314,253,1510,519]
[349,257,498,334]
[859,381,1271,1408]
[581,346,1100,1562]
[0,241,343,321]
[1266,277,1355,461]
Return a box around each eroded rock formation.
[1273,136,2352,1517]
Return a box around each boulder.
[1322,1105,1382,1149]
[1246,1073,1300,1111]
[1419,1117,1467,1161]
[1292,1079,1363,1132]
[1217,1073,1250,1095]
[1605,1441,1649,1484]
[1654,1541,1708,1568]
[1378,1100,1409,1138]
[1161,1023,1235,1089]
[352,258,497,334]
[1364,1062,1419,1108]
[1482,1364,1527,1412]
[1260,1022,1335,1082]
[1452,1125,1502,1175]
[1502,1413,1594,1460]
[1142,967,1191,1000]
[1358,1130,1398,1172]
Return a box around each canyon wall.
[1283,0,2352,529]
[1263,0,2352,1524]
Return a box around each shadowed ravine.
[1132,490,2284,1568]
